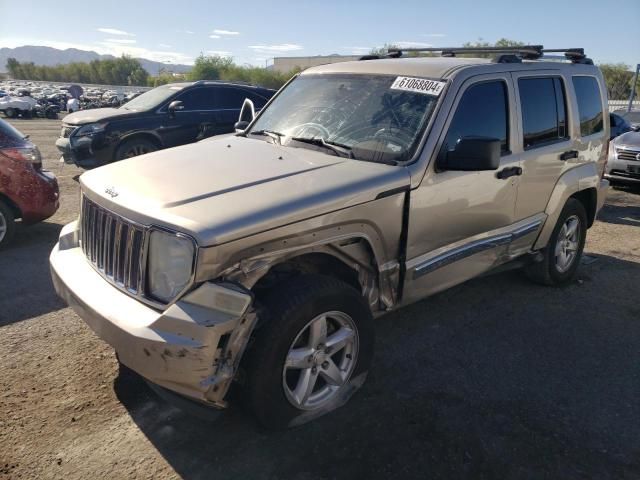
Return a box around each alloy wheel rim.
[282,311,359,411]
[125,145,150,158]
[555,215,580,273]
[0,210,6,243]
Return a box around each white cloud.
[248,43,303,53]
[159,43,172,49]
[185,30,195,34]
[97,28,135,37]
[206,50,233,58]
[421,33,446,38]
[104,38,137,44]
[209,35,221,39]
[95,42,193,64]
[212,29,239,36]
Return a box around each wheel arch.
[216,231,398,314]
[533,163,601,250]
[116,131,163,154]
[0,192,21,219]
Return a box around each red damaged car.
[0,118,59,248]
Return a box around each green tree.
[461,38,525,57]
[599,63,639,100]
[187,55,234,81]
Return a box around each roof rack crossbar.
[387,45,544,60]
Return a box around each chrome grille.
[61,125,76,138]
[617,148,640,162]
[81,196,148,295]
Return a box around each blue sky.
[2,0,638,67]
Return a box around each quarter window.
[519,77,568,149]
[572,76,604,137]
[438,80,509,166]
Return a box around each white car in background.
[0,94,37,118]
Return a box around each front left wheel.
[115,138,158,161]
[244,274,374,430]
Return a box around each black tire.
[0,200,16,250]
[244,274,374,430]
[4,108,16,118]
[115,138,158,161]
[525,198,587,286]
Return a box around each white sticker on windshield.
[390,77,446,96]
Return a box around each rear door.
[511,72,574,221]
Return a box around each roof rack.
[379,46,593,64]
[386,45,544,60]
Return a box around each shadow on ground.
[114,254,640,480]
[597,203,640,227]
[0,221,65,326]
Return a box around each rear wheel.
[0,200,16,250]
[244,274,374,430]
[115,138,158,160]
[525,198,587,286]
[4,108,16,118]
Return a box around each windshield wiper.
[289,136,354,159]
[249,129,284,144]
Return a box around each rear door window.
[438,80,509,166]
[216,87,253,109]
[572,76,604,137]
[175,88,218,111]
[518,77,568,149]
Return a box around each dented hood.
[80,135,410,246]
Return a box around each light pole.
[628,63,639,112]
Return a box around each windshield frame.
[245,72,447,166]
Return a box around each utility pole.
[628,63,639,112]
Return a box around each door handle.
[496,166,522,179]
[559,150,579,161]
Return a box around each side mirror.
[440,137,501,171]
[235,98,256,132]
[234,120,250,132]
[168,100,184,115]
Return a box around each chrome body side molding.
[413,219,542,279]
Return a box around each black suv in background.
[56,81,275,168]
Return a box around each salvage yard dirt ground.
[1,118,640,480]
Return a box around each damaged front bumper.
[50,221,256,409]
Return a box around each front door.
[402,74,521,304]
[159,87,218,147]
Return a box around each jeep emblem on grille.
[105,187,119,198]
[636,153,640,161]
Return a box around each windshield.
[248,74,441,164]
[120,84,185,111]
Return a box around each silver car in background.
[606,130,640,185]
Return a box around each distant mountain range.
[0,46,191,76]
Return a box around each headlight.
[147,230,196,303]
[75,123,107,137]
